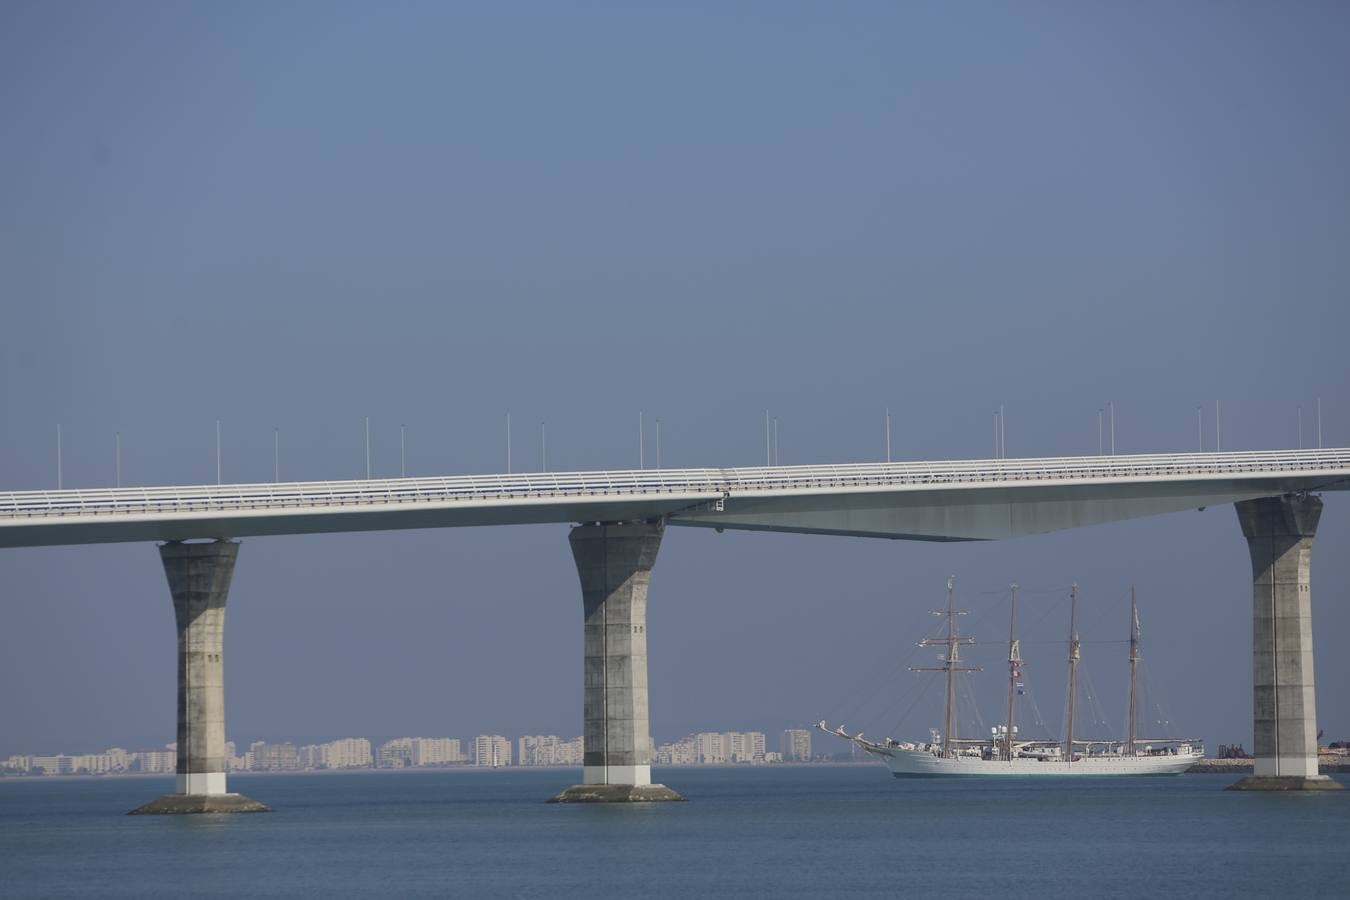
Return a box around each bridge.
[4,448,1347,808]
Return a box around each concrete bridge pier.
[130,540,269,813]
[1229,494,1341,791]
[550,521,683,802]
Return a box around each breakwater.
[1188,757,1350,774]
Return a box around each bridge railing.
[2,449,1349,521]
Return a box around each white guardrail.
[2,449,1349,522]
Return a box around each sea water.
[2,767,1346,898]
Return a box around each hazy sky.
[2,2,1348,758]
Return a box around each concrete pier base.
[549,783,685,803]
[558,521,683,802]
[129,793,271,814]
[1227,775,1342,792]
[1230,495,1341,792]
[132,540,269,814]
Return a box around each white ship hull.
[821,582,1203,781]
[875,747,1200,777]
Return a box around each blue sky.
[1,1,1347,756]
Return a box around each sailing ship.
[820,579,1203,776]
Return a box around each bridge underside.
[0,495,714,549]
[668,478,1325,540]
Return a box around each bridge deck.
[2,449,1348,548]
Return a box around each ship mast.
[1065,583,1080,763]
[1127,586,1140,756]
[912,576,978,758]
[1004,583,1021,762]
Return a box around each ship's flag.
[1017,689,1026,695]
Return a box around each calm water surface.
[2,767,1346,898]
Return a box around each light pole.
[1108,401,1115,455]
[765,409,771,466]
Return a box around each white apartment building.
[377,738,413,768]
[558,736,583,766]
[298,738,372,769]
[694,732,726,764]
[718,732,767,763]
[518,735,584,767]
[29,755,73,775]
[377,737,462,768]
[224,742,252,772]
[135,749,175,773]
[473,735,511,767]
[249,741,300,771]
[410,737,462,767]
[655,732,771,765]
[4,752,126,775]
[781,729,812,761]
[3,755,34,772]
[518,735,554,766]
[654,735,697,766]
[745,731,766,763]
[324,737,374,768]
[69,752,120,774]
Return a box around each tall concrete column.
[550,521,683,802]
[1229,494,1340,791]
[130,540,269,813]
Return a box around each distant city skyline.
[2,726,822,776]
